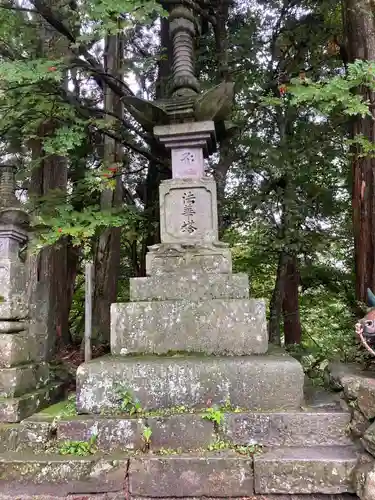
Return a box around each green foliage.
[142,426,152,445]
[58,434,98,456]
[115,387,142,416]
[290,61,375,118]
[32,204,140,250]
[202,406,224,427]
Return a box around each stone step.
[111,298,267,356]
[129,452,254,497]
[0,448,359,497]
[129,272,249,301]
[76,353,304,414]
[254,446,359,494]
[0,382,64,423]
[19,409,352,453]
[0,451,128,494]
[0,363,50,398]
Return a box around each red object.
[108,167,117,173]
[103,173,109,178]
[58,228,62,233]
[48,66,57,72]
[279,85,288,96]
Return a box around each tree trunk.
[282,253,302,345]
[344,0,375,303]
[269,251,288,345]
[92,29,124,344]
[28,15,70,360]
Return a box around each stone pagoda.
[76,2,304,414]
[0,164,62,422]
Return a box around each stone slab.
[0,452,128,491]
[76,353,304,414]
[129,272,249,302]
[0,382,64,423]
[254,446,358,494]
[362,421,375,455]
[0,331,37,368]
[146,414,215,451]
[146,245,232,275]
[129,454,253,497]
[57,417,143,451]
[111,299,267,356]
[0,363,50,397]
[130,496,357,500]
[222,411,352,447]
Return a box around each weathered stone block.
[362,422,375,456]
[19,419,53,451]
[147,414,215,451]
[129,454,253,497]
[129,272,249,302]
[159,178,219,245]
[111,299,267,356]
[350,409,370,438]
[0,452,128,487]
[0,424,19,452]
[76,353,304,414]
[358,384,375,420]
[222,411,352,447]
[0,382,64,423]
[254,446,357,494]
[354,455,375,500]
[57,417,143,451]
[0,363,49,397]
[0,331,37,368]
[146,244,232,275]
[0,258,28,320]
[329,362,375,401]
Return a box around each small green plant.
[157,447,182,455]
[142,426,152,445]
[58,434,98,456]
[207,439,231,451]
[115,386,142,416]
[202,406,224,426]
[235,444,263,456]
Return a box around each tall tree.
[92,27,124,344]
[344,0,375,304]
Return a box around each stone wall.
[328,362,375,500]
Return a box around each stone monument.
[0,163,62,422]
[76,2,304,413]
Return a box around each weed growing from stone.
[202,406,225,427]
[58,434,98,456]
[206,438,263,456]
[115,386,142,416]
[142,425,152,452]
[155,447,183,455]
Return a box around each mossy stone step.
[18,408,353,453]
[0,382,64,423]
[0,447,360,497]
[254,446,359,494]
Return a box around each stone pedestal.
[76,125,304,413]
[0,166,62,422]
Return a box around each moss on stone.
[36,393,77,418]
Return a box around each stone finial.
[0,164,18,209]
[169,5,200,96]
